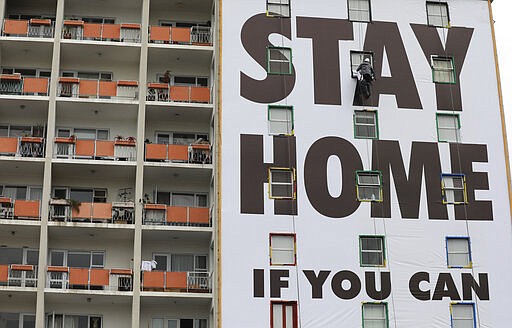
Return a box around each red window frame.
[270,301,298,328]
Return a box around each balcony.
[146,84,210,104]
[145,142,211,164]
[0,198,40,220]
[143,204,210,226]
[0,264,38,287]
[62,20,141,43]
[49,200,134,224]
[0,74,49,96]
[58,78,138,101]
[1,19,55,38]
[53,137,136,161]
[0,137,45,158]
[47,267,133,292]
[149,26,212,46]
[141,271,211,292]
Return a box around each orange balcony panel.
[14,200,40,219]
[1,74,21,80]
[145,143,167,161]
[73,202,93,219]
[143,271,165,288]
[171,27,190,43]
[30,19,51,26]
[95,140,114,157]
[79,79,98,97]
[102,24,121,40]
[11,264,33,271]
[166,206,188,224]
[92,203,112,220]
[190,87,210,103]
[0,197,12,204]
[83,23,102,38]
[98,81,117,97]
[59,77,79,84]
[0,265,8,282]
[0,137,18,154]
[168,144,188,162]
[64,20,84,26]
[21,137,43,143]
[169,86,189,102]
[121,23,140,29]
[69,268,89,285]
[3,19,28,35]
[166,271,187,289]
[55,137,75,144]
[149,26,170,42]
[148,82,168,89]
[75,140,95,157]
[191,143,210,150]
[144,204,166,211]
[23,77,49,94]
[90,269,109,286]
[47,266,68,273]
[110,269,132,275]
[117,80,138,87]
[189,207,210,225]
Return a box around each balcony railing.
[1,19,55,38]
[58,78,138,100]
[62,20,141,43]
[0,136,45,158]
[149,26,212,45]
[146,84,210,103]
[0,264,38,287]
[54,137,136,161]
[145,143,211,164]
[47,267,133,291]
[49,200,134,224]
[0,74,49,96]
[0,198,41,220]
[143,204,210,226]
[141,271,211,292]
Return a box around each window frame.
[267,47,293,75]
[431,56,456,84]
[441,173,467,204]
[270,233,296,266]
[347,0,372,23]
[48,249,105,268]
[426,1,450,28]
[356,170,383,202]
[350,51,374,78]
[268,105,294,136]
[268,167,296,200]
[446,237,472,268]
[450,303,476,328]
[362,302,389,328]
[266,0,291,18]
[270,301,298,328]
[353,110,378,139]
[359,235,386,267]
[436,113,461,143]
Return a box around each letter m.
[241,134,297,215]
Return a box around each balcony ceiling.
[0,39,54,67]
[0,159,45,179]
[143,165,212,188]
[0,98,49,122]
[56,100,138,123]
[142,228,211,244]
[48,225,134,242]
[0,291,36,306]
[147,46,212,72]
[150,0,213,14]
[52,161,137,180]
[60,42,141,68]
[0,223,40,246]
[140,295,212,307]
[45,292,133,306]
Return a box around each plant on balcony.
[114,136,136,146]
[69,199,82,212]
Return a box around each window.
[152,318,207,328]
[67,188,107,203]
[267,0,291,18]
[348,0,371,22]
[0,313,36,328]
[270,234,296,266]
[441,174,467,204]
[359,236,385,267]
[49,250,104,268]
[156,132,209,145]
[437,113,460,142]
[0,124,45,138]
[152,254,207,272]
[154,191,208,207]
[269,168,295,199]
[268,106,294,135]
[271,301,297,328]
[450,303,475,328]
[46,314,102,328]
[0,248,38,265]
[354,110,378,139]
[362,303,388,328]
[427,2,450,28]
[356,171,382,202]
[350,51,373,77]
[267,47,293,75]
[446,237,471,268]
[432,56,456,84]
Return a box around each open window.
[269,168,296,199]
[270,234,296,266]
[362,303,388,328]
[441,174,467,204]
[271,301,297,328]
[348,0,371,22]
[359,236,385,267]
[431,56,456,84]
[354,110,378,139]
[446,237,472,268]
[267,47,293,75]
[426,2,450,28]
[267,0,291,18]
[356,171,382,202]
[450,303,475,328]
[350,51,374,77]
[436,113,460,142]
[268,106,294,135]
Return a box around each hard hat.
[364,58,370,63]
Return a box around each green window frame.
[436,113,460,143]
[268,105,294,135]
[356,170,383,202]
[427,1,450,28]
[268,167,296,199]
[450,303,476,328]
[362,302,388,328]
[267,47,293,75]
[359,235,386,267]
[441,173,467,204]
[354,110,378,139]
[431,56,456,84]
[267,0,291,18]
[348,0,371,22]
